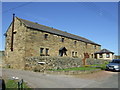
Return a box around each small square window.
[74,41,77,45]
[91,54,94,58]
[72,51,74,56]
[61,38,64,42]
[94,45,96,49]
[46,48,49,55]
[75,52,77,56]
[86,43,87,48]
[44,34,48,39]
[106,54,110,58]
[40,48,44,54]
[99,54,103,58]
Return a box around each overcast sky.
[1,2,118,55]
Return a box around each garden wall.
[24,56,109,72]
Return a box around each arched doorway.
[59,47,67,57]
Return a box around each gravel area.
[2,68,118,88]
[71,70,118,81]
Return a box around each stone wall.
[25,28,101,59]
[4,18,26,69]
[24,56,108,72]
[25,56,82,71]
[0,51,4,67]
[86,58,109,65]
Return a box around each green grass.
[48,62,109,71]
[6,80,18,88]
[5,79,31,89]
[49,66,100,71]
[87,62,109,70]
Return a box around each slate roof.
[95,49,114,54]
[16,17,101,46]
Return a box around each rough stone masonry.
[4,16,101,70]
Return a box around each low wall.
[86,58,109,65]
[24,56,109,72]
[25,56,82,71]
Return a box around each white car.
[106,59,120,71]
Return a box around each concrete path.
[2,69,118,88]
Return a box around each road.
[2,69,119,88]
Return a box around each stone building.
[0,51,4,67]
[94,49,114,60]
[4,16,101,69]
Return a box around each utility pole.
[11,13,15,51]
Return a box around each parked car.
[106,59,120,71]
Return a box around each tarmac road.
[85,71,119,88]
[2,69,119,88]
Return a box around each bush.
[104,61,109,64]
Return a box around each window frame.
[75,52,77,56]
[85,43,87,48]
[44,34,48,40]
[94,45,96,49]
[72,51,74,57]
[40,48,44,54]
[74,41,77,45]
[61,38,64,42]
[46,48,49,55]
[99,54,103,58]
[106,53,110,58]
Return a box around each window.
[74,41,77,45]
[94,45,96,49]
[61,38,64,42]
[59,47,67,56]
[46,48,49,55]
[91,54,94,58]
[72,51,74,56]
[44,34,48,39]
[75,52,77,56]
[106,53,110,58]
[40,48,44,54]
[86,43,87,48]
[99,54,103,58]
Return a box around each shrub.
[104,61,109,64]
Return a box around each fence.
[18,79,23,90]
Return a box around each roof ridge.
[16,17,60,30]
[95,49,114,54]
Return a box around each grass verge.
[48,63,108,71]
[5,79,31,89]
[49,66,100,71]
